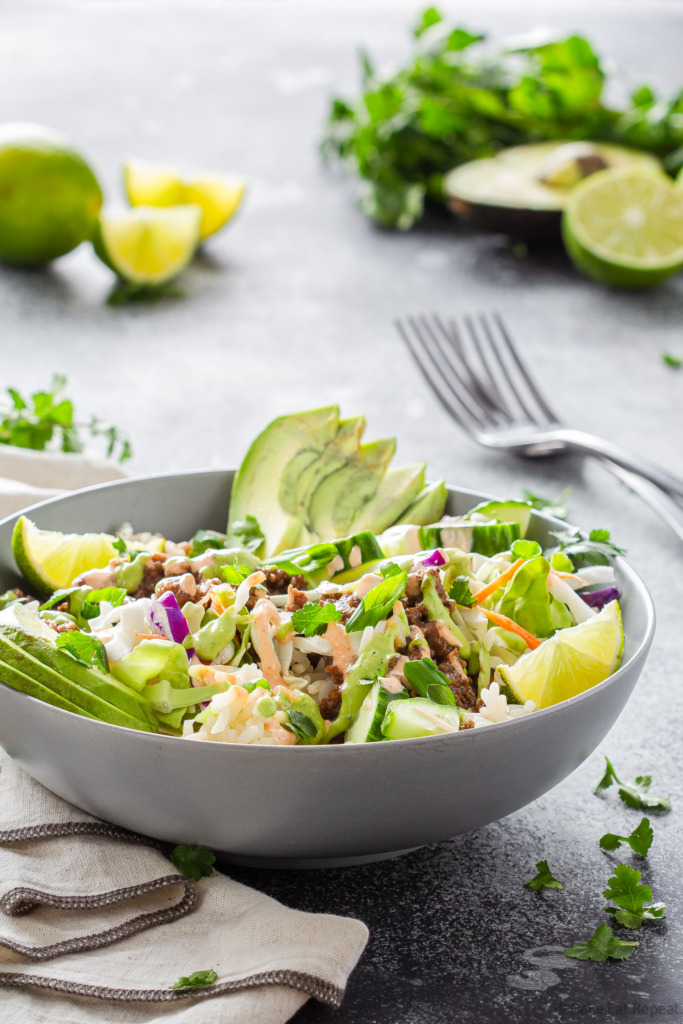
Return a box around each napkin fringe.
[0,875,195,959]
[0,819,164,847]
[0,969,345,1008]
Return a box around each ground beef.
[285,586,308,612]
[422,620,457,662]
[320,590,360,624]
[406,603,428,626]
[133,553,166,599]
[155,573,213,608]
[460,718,474,730]
[437,658,477,711]
[318,683,342,720]
[404,573,422,602]
[258,567,291,594]
[322,657,345,685]
[475,697,484,712]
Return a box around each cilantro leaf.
[190,529,227,556]
[511,539,542,560]
[80,586,127,620]
[170,844,216,882]
[592,756,670,812]
[551,528,626,567]
[602,863,665,929]
[112,535,128,556]
[379,563,404,579]
[524,859,563,891]
[345,571,408,633]
[448,575,475,607]
[565,923,638,962]
[522,488,571,520]
[589,528,611,543]
[291,602,342,637]
[221,564,252,586]
[55,630,109,674]
[403,658,457,706]
[662,352,682,368]
[284,709,318,743]
[600,817,653,858]
[550,551,575,573]
[170,968,217,990]
[225,515,265,554]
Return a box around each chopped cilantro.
[662,352,682,368]
[593,757,670,812]
[112,535,128,556]
[170,844,216,882]
[511,539,542,561]
[551,527,626,567]
[170,968,217,990]
[291,602,342,637]
[55,631,109,674]
[448,575,475,607]
[602,863,666,929]
[80,586,126,620]
[345,571,408,633]
[600,817,653,858]
[523,488,571,520]
[565,923,638,962]
[220,564,251,586]
[550,551,575,573]
[524,860,563,891]
[284,709,319,743]
[225,515,265,554]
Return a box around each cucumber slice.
[346,677,409,743]
[381,697,464,740]
[470,522,521,555]
[334,530,384,571]
[466,500,532,536]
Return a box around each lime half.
[498,601,623,710]
[562,169,683,289]
[12,516,118,593]
[93,205,201,286]
[124,159,246,240]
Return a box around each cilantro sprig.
[0,375,131,462]
[600,817,653,858]
[55,630,109,674]
[565,923,637,962]
[448,576,475,607]
[524,860,563,891]
[170,968,217,990]
[170,844,216,882]
[662,352,682,368]
[602,863,666,929]
[550,527,626,567]
[593,757,671,812]
[291,602,342,637]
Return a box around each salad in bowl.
[0,407,624,748]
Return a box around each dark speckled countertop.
[1,2,682,1021]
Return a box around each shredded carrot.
[553,571,588,584]
[473,558,525,605]
[212,595,227,616]
[479,608,541,649]
[133,632,163,641]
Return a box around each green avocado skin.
[0,628,156,732]
[0,657,99,720]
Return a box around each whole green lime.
[0,123,103,266]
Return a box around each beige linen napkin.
[0,446,125,519]
[0,750,369,1023]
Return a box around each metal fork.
[397,312,683,543]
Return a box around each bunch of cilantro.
[322,7,683,229]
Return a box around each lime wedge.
[562,169,683,289]
[498,601,623,710]
[12,516,118,593]
[124,159,246,240]
[93,205,201,286]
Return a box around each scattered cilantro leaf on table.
[600,817,653,858]
[602,863,666,929]
[170,844,216,882]
[291,602,342,637]
[448,575,475,607]
[55,631,109,674]
[565,924,638,962]
[170,969,217,990]
[0,375,131,462]
[662,352,682,368]
[522,488,571,520]
[593,757,671,812]
[524,860,564,891]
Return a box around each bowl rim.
[0,469,656,756]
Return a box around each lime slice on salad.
[498,601,623,710]
[93,205,202,286]
[123,159,246,240]
[12,516,118,593]
[562,169,683,289]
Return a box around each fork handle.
[597,459,683,543]
[538,428,683,501]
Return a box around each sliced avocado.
[307,439,395,541]
[0,605,157,730]
[281,415,365,521]
[443,142,662,243]
[0,657,99,719]
[325,622,400,741]
[346,463,425,536]
[228,406,342,555]
[393,481,448,527]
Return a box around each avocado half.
[443,142,662,244]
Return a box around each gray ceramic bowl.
[0,472,655,868]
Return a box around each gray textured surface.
[1,1,682,1021]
